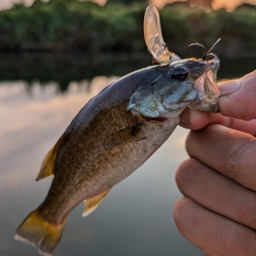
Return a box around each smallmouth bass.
[15,58,220,255]
[15,5,221,255]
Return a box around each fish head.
[127,57,220,118]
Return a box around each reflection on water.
[0,78,205,256]
[0,53,150,92]
[0,53,255,92]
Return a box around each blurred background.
[0,0,256,90]
[0,0,256,255]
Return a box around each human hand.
[174,70,256,256]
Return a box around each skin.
[174,70,256,256]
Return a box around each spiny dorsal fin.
[35,133,66,182]
[83,189,111,217]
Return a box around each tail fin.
[15,209,66,256]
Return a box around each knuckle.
[251,193,256,230]
[226,139,256,189]
[254,233,256,256]
[175,158,203,184]
[221,225,235,253]
[185,130,197,154]
[221,220,256,256]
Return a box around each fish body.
[15,6,221,254]
[15,58,220,255]
[36,65,183,222]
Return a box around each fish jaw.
[189,57,220,112]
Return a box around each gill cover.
[127,63,200,118]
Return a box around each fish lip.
[191,57,220,112]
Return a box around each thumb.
[218,70,256,120]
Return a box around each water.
[0,53,255,256]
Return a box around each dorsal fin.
[83,189,111,217]
[35,133,66,182]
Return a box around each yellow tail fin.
[15,209,66,256]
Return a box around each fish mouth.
[190,57,220,112]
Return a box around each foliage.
[106,0,148,5]
[0,0,255,56]
[0,52,150,91]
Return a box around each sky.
[0,0,256,11]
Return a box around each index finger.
[180,109,256,135]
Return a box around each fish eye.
[169,66,188,80]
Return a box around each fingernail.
[180,108,190,124]
[218,79,242,96]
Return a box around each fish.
[15,5,221,256]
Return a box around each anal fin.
[83,189,111,218]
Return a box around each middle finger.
[186,124,256,190]
[176,158,256,230]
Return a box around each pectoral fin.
[104,122,145,148]
[83,189,111,218]
[35,133,66,182]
